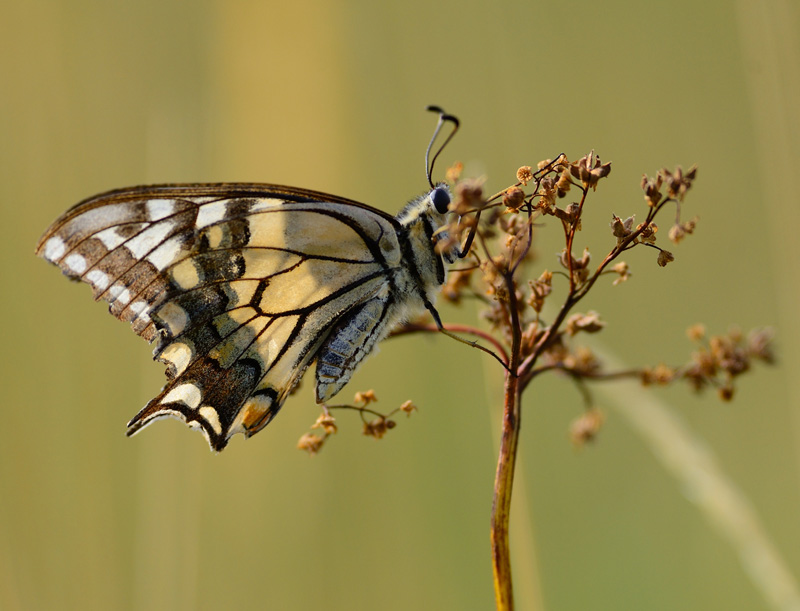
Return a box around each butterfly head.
[397,184,459,263]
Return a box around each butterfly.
[36,108,467,451]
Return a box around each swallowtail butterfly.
[36,109,464,451]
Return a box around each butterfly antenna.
[425,105,460,188]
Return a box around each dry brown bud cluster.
[299,390,420,455]
[642,326,774,401]
[298,152,771,451]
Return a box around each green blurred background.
[2,1,799,609]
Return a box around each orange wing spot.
[241,394,274,434]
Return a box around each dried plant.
[299,153,773,610]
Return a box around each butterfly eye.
[431,187,450,214]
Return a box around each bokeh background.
[2,1,799,609]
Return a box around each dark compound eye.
[431,187,450,214]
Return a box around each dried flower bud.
[312,413,338,435]
[399,400,418,416]
[570,409,605,446]
[718,385,735,401]
[641,364,675,385]
[637,222,657,244]
[657,250,674,267]
[446,161,463,184]
[453,179,485,216]
[503,187,526,210]
[297,433,325,455]
[611,261,630,285]
[363,418,391,439]
[747,328,775,364]
[570,151,611,189]
[668,224,685,243]
[565,311,605,335]
[661,165,697,201]
[556,168,572,196]
[641,174,664,207]
[354,389,378,406]
[564,346,599,374]
[527,270,552,313]
[521,321,541,354]
[687,324,706,342]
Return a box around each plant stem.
[491,270,524,611]
[491,369,522,611]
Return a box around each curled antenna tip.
[425,106,461,187]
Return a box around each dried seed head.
[527,270,553,313]
[517,166,534,185]
[570,151,612,189]
[399,400,418,416]
[611,261,630,285]
[354,389,378,406]
[637,222,657,244]
[747,328,774,364]
[687,324,706,342]
[565,311,605,336]
[312,413,338,435]
[570,409,605,446]
[718,385,735,401]
[564,346,599,374]
[661,164,698,201]
[641,364,675,385]
[363,418,391,439]
[657,249,674,267]
[503,186,526,210]
[453,178,485,215]
[297,433,325,455]
[641,174,664,207]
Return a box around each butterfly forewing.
[37,183,453,451]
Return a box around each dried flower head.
[641,364,675,386]
[657,249,674,267]
[297,433,325,456]
[363,417,395,439]
[354,389,378,406]
[661,165,697,201]
[563,346,599,374]
[503,187,526,211]
[517,166,534,185]
[747,328,775,364]
[570,151,611,189]
[637,222,658,244]
[312,413,338,435]
[687,324,706,342]
[610,214,635,244]
[611,261,630,285]
[641,173,664,207]
[565,311,605,336]
[399,400,418,416]
[527,270,553,312]
[570,409,605,446]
